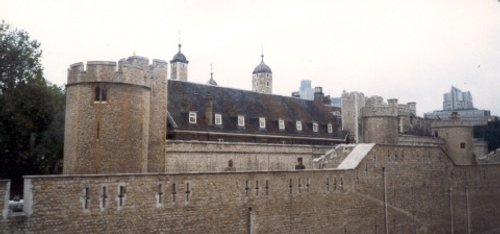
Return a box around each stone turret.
[252,53,273,94]
[431,112,475,165]
[361,97,399,144]
[170,44,188,81]
[63,56,168,174]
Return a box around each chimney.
[205,95,213,126]
[313,87,324,102]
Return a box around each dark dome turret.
[170,44,189,64]
[252,54,272,74]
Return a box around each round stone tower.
[361,98,399,144]
[252,53,272,94]
[63,56,168,174]
[431,112,474,165]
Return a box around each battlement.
[67,56,168,87]
[397,102,417,116]
[431,118,474,128]
[362,106,398,117]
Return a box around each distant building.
[443,86,473,110]
[424,86,492,125]
[299,80,314,100]
[330,97,341,108]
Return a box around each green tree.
[0,21,65,196]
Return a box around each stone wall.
[2,144,500,233]
[0,180,9,219]
[398,135,445,147]
[165,141,331,172]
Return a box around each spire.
[207,63,218,86]
[178,30,181,51]
[261,44,264,62]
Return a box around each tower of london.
[1,44,499,234]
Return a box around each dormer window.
[95,86,107,102]
[259,117,266,129]
[238,115,245,127]
[312,122,318,132]
[188,112,197,124]
[279,119,285,130]
[327,123,333,134]
[215,113,222,125]
[296,121,302,131]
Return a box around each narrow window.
[296,121,302,131]
[101,186,108,209]
[289,179,293,194]
[172,183,177,203]
[259,117,266,129]
[326,178,330,192]
[278,119,285,130]
[298,178,302,194]
[266,81,270,87]
[95,86,101,101]
[214,113,222,125]
[118,185,126,207]
[158,184,164,205]
[95,86,107,102]
[312,122,318,132]
[96,121,100,140]
[83,187,90,209]
[245,180,250,196]
[327,123,333,134]
[265,180,269,195]
[238,115,245,127]
[306,178,310,192]
[189,112,197,124]
[255,180,259,196]
[185,182,191,204]
[460,142,466,149]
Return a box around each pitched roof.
[167,80,345,140]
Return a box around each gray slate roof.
[167,80,344,140]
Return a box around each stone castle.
[1,46,499,233]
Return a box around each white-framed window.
[189,112,197,124]
[279,119,285,130]
[312,122,318,132]
[259,117,266,129]
[238,115,245,127]
[327,123,333,133]
[296,121,302,131]
[215,113,222,125]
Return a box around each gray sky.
[1,0,500,116]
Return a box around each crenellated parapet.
[67,56,168,88]
[362,97,397,118]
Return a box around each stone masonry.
[2,144,500,233]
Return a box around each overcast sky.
[1,0,499,116]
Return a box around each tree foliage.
[0,21,65,194]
